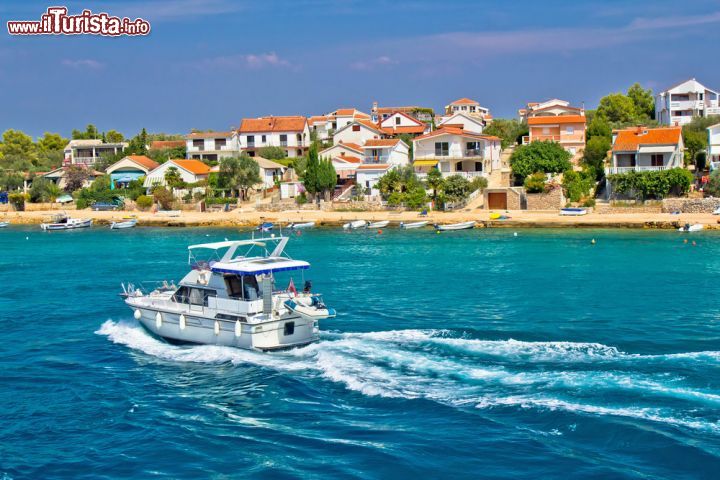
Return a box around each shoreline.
[3,209,720,229]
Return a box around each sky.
[1,0,719,138]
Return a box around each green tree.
[626,83,655,120]
[683,130,706,165]
[705,170,720,196]
[524,172,547,193]
[218,155,261,201]
[64,165,90,192]
[597,93,638,125]
[318,157,337,201]
[582,136,611,180]
[37,132,67,152]
[147,146,186,164]
[105,130,125,143]
[125,128,149,155]
[29,177,61,202]
[586,112,612,141]
[425,168,444,202]
[509,141,572,182]
[0,171,24,191]
[484,119,529,149]
[302,143,322,201]
[0,129,37,161]
[72,124,100,140]
[164,166,185,191]
[258,146,287,160]
[443,175,471,201]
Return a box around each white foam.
[97,321,720,435]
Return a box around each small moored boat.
[367,220,389,229]
[679,223,703,232]
[435,221,476,231]
[0,221,9,228]
[40,214,92,231]
[560,208,588,216]
[343,220,367,230]
[400,221,429,229]
[257,222,274,232]
[157,210,181,217]
[289,222,315,229]
[110,217,138,229]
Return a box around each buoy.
[692,241,697,246]
[436,230,441,234]
[179,314,186,330]
[134,309,141,320]
[513,232,518,237]
[684,239,688,244]
[235,320,242,337]
[214,320,220,335]
[378,229,383,234]
[591,239,596,245]
[155,312,162,329]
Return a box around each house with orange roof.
[606,126,684,175]
[238,116,310,158]
[332,119,384,145]
[144,159,211,188]
[443,98,491,122]
[520,99,586,162]
[149,140,185,151]
[378,112,428,137]
[309,108,371,142]
[437,112,486,134]
[319,142,365,183]
[186,131,239,161]
[411,127,501,179]
[106,155,160,189]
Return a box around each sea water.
[1,226,719,479]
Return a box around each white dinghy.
[289,221,315,229]
[678,223,703,232]
[400,221,429,229]
[435,221,476,231]
[367,220,390,229]
[343,220,367,230]
[40,213,92,231]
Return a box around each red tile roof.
[450,97,479,105]
[239,116,307,133]
[381,126,426,135]
[333,155,362,164]
[150,140,184,150]
[363,139,402,147]
[527,115,586,125]
[171,159,211,175]
[335,142,364,152]
[612,126,682,152]
[187,131,234,139]
[126,155,159,171]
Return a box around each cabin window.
[651,154,664,167]
[224,275,259,300]
[435,142,449,156]
[284,321,295,336]
[189,288,208,306]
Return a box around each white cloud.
[61,59,104,69]
[197,52,292,70]
[350,56,398,71]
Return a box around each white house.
[308,109,370,143]
[656,78,720,126]
[238,116,310,158]
[186,131,239,161]
[319,142,364,160]
[333,120,384,145]
[144,159,211,188]
[361,139,410,167]
[443,98,491,121]
[606,126,684,174]
[106,155,159,189]
[437,112,486,134]
[378,111,427,137]
[63,139,127,167]
[356,164,392,196]
[255,157,286,188]
[412,127,502,179]
[708,123,720,169]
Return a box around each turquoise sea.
[1,225,720,479]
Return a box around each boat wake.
[97,321,720,435]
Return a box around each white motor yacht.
[121,236,335,351]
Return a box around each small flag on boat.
[288,278,297,295]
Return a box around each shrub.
[29,177,61,203]
[136,195,153,210]
[469,176,488,192]
[583,198,596,208]
[152,186,174,210]
[524,172,547,193]
[510,141,572,182]
[607,168,693,200]
[295,192,308,204]
[8,192,26,211]
[443,175,471,201]
[562,169,596,203]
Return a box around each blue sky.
[1,0,719,138]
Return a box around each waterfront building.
[144,159,211,188]
[412,127,501,180]
[238,116,310,158]
[708,123,720,169]
[63,139,127,167]
[655,78,720,126]
[606,126,684,174]
[105,155,159,188]
[520,99,586,162]
[186,131,239,161]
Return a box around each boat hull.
[367,221,389,229]
[435,221,475,231]
[290,222,315,229]
[0,222,9,228]
[400,221,428,229]
[111,220,137,229]
[559,208,587,216]
[40,219,92,230]
[128,303,319,351]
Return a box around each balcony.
[364,155,389,163]
[443,171,486,179]
[670,100,703,110]
[522,135,561,145]
[73,157,97,166]
[191,144,205,151]
[605,165,669,174]
[247,142,255,148]
[280,141,288,147]
[464,149,485,157]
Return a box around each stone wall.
[595,201,663,215]
[525,187,564,211]
[662,198,720,213]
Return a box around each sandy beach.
[3,208,719,229]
